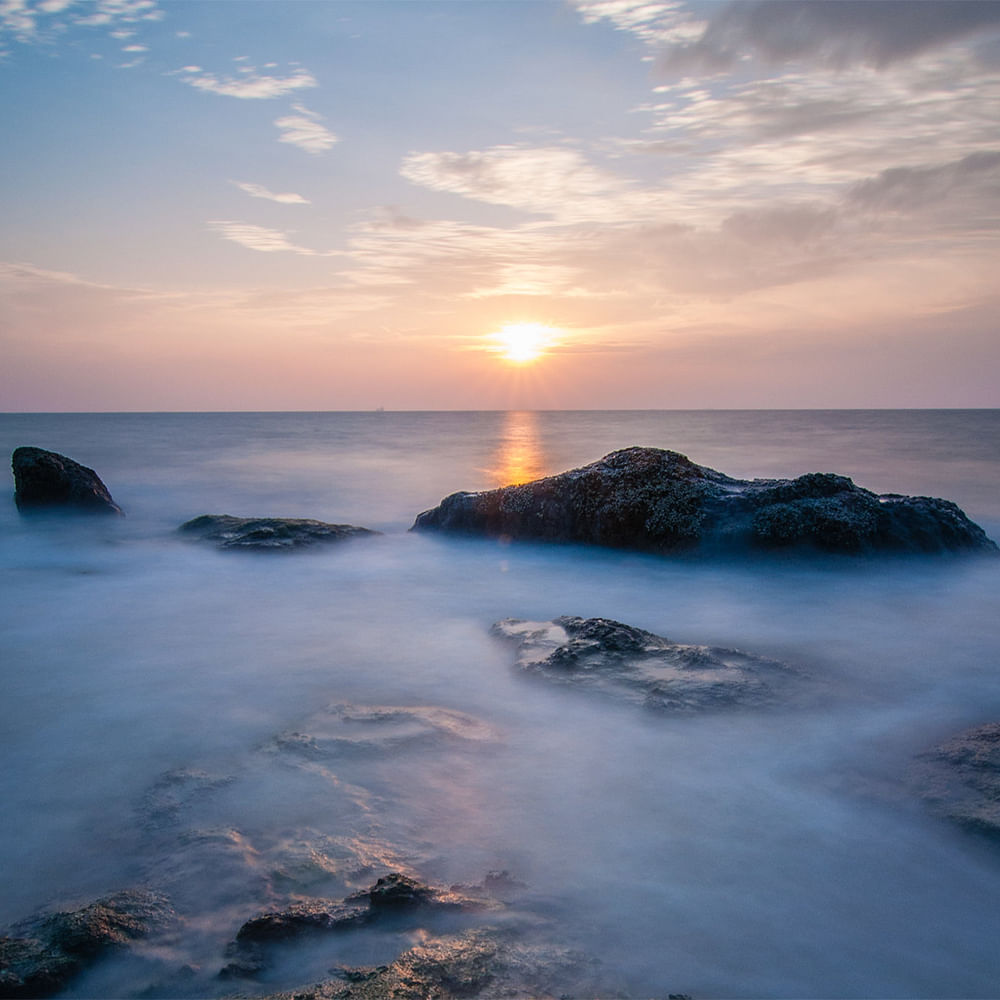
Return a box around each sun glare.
[489,322,559,364]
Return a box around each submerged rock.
[492,616,794,712]
[11,446,122,515]
[179,514,379,551]
[412,447,996,556]
[0,890,174,998]
[912,723,1000,839]
[267,702,501,760]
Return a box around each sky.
[1,0,999,411]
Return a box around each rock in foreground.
[11,446,122,515]
[912,723,1000,839]
[413,447,996,556]
[180,514,379,551]
[493,616,794,712]
[0,890,174,998]
[258,928,599,1000]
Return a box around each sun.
[488,322,559,364]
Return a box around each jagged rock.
[412,447,996,556]
[179,514,379,551]
[0,890,174,997]
[256,927,600,1000]
[492,616,794,712]
[11,446,122,515]
[912,723,1000,839]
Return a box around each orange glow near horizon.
[488,322,560,364]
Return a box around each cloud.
[848,150,1000,212]
[232,181,310,205]
[208,221,320,255]
[400,144,652,223]
[571,1,706,49]
[73,0,162,28]
[273,104,338,153]
[660,0,1000,73]
[180,66,317,99]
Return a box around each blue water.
[1,410,999,998]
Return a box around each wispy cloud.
[571,1,705,52]
[232,181,310,205]
[273,104,338,153]
[208,221,321,255]
[400,144,652,223]
[74,0,162,28]
[179,65,317,99]
[2,0,161,47]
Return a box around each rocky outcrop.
[179,514,379,551]
[912,723,1000,839]
[11,447,122,515]
[492,616,795,712]
[0,890,174,998]
[412,447,997,556]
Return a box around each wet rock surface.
[912,723,1000,838]
[412,447,997,556]
[11,446,123,515]
[179,514,379,551]
[0,890,174,997]
[493,616,795,712]
[256,927,601,1000]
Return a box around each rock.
[225,873,489,979]
[412,447,997,556]
[11,446,122,515]
[492,616,794,712]
[179,514,379,551]
[266,702,501,760]
[256,928,600,1000]
[912,723,1000,839]
[0,890,174,997]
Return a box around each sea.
[1,409,999,999]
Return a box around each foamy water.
[1,411,999,998]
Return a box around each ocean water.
[1,409,999,999]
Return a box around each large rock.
[912,723,1000,839]
[11,447,122,515]
[179,514,379,551]
[0,890,174,998]
[492,616,795,712]
[412,447,997,556]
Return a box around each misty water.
[2,410,1000,999]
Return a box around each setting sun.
[488,322,560,364]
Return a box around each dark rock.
[226,873,489,979]
[11,446,122,515]
[179,514,378,551]
[492,616,795,712]
[0,890,174,997]
[912,723,1000,838]
[235,899,371,945]
[412,447,997,556]
[364,873,438,909]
